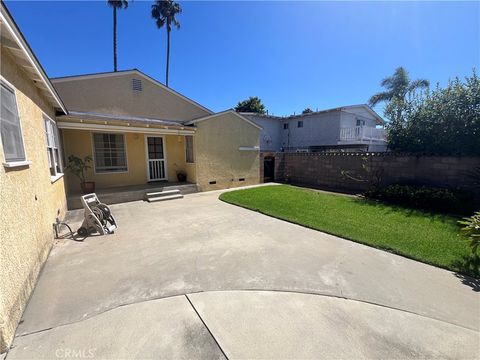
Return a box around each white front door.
[146,136,167,181]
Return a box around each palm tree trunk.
[113,6,117,72]
[165,27,170,87]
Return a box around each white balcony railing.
[339,126,386,142]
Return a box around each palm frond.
[107,0,128,9]
[368,91,393,107]
[408,79,430,92]
[151,0,181,29]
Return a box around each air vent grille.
[132,78,142,92]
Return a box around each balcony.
[339,126,387,143]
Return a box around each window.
[283,123,289,130]
[185,135,194,163]
[92,133,127,173]
[298,120,304,128]
[44,115,63,177]
[356,119,366,126]
[1,81,26,163]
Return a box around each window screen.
[1,82,25,162]
[298,121,304,128]
[283,123,289,130]
[185,135,194,163]
[147,136,164,159]
[93,133,127,173]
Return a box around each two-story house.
[243,104,387,153]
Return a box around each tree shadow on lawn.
[452,255,480,291]
[351,197,459,224]
[351,198,480,288]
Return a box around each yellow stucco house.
[0,2,260,353]
[0,3,68,352]
[53,70,261,208]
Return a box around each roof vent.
[132,78,142,92]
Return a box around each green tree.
[151,0,182,87]
[107,0,128,72]
[369,67,429,123]
[302,108,313,114]
[234,96,266,114]
[387,70,480,155]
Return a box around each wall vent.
[238,178,245,182]
[132,78,142,92]
[209,180,217,185]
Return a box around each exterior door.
[263,156,275,182]
[146,136,166,181]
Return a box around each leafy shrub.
[365,184,475,214]
[386,70,480,155]
[459,211,480,255]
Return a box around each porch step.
[67,183,198,210]
[146,189,182,197]
[146,189,184,203]
[147,194,184,203]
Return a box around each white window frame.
[356,119,366,127]
[0,78,29,167]
[91,132,128,174]
[43,114,64,181]
[185,135,194,164]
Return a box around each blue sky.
[5,1,479,116]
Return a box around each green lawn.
[219,185,478,277]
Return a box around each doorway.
[263,156,275,182]
[146,136,167,181]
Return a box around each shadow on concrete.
[452,255,480,291]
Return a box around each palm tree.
[369,67,429,107]
[151,0,182,87]
[107,0,128,72]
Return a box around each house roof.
[241,104,385,125]
[185,110,263,130]
[51,69,213,115]
[0,2,67,114]
[58,111,186,127]
[57,111,195,135]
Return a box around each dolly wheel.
[77,227,88,237]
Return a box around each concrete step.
[146,189,181,198]
[147,194,184,203]
[162,184,198,195]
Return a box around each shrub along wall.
[271,152,480,194]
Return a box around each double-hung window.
[92,133,127,173]
[1,81,26,164]
[185,135,194,163]
[44,115,63,178]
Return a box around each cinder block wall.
[272,153,480,193]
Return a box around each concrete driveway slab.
[15,188,479,339]
[188,291,479,360]
[8,295,225,360]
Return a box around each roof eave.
[0,2,67,114]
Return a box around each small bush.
[365,184,475,214]
[459,211,480,255]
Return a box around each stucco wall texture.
[194,113,260,191]
[52,72,210,121]
[62,129,194,193]
[0,50,67,352]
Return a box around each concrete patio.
[7,186,480,359]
